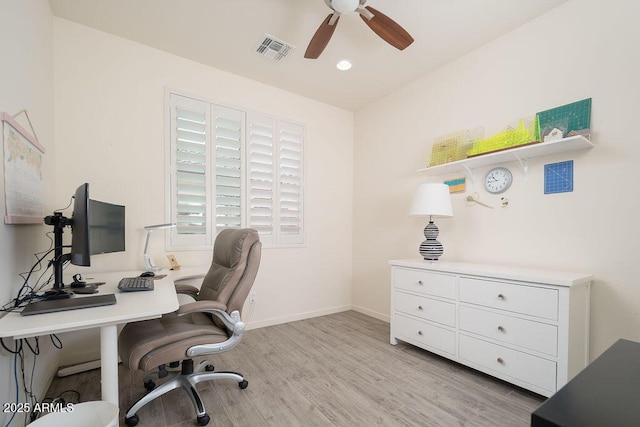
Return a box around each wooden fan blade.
[360,6,414,50]
[304,14,340,59]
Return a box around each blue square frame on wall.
[544,160,574,194]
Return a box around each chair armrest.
[176,300,227,316]
[174,284,200,299]
[176,301,242,334]
[174,273,206,282]
[178,303,247,358]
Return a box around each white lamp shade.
[410,183,453,217]
[143,223,176,271]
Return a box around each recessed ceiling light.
[336,59,352,71]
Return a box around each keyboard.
[21,294,116,316]
[118,276,155,292]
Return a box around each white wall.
[353,0,640,359]
[0,0,58,423]
[52,18,354,351]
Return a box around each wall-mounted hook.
[466,192,494,209]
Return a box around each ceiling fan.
[304,0,414,59]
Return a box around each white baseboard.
[57,359,102,377]
[351,305,390,323]
[246,305,352,330]
[41,358,59,394]
[245,304,390,330]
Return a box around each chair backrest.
[197,228,261,315]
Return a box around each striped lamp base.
[419,221,443,261]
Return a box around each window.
[247,114,304,246]
[167,92,304,249]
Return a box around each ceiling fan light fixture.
[336,59,352,71]
[331,0,359,14]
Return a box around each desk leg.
[100,325,119,406]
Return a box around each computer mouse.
[140,271,155,277]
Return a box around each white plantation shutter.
[170,95,211,247]
[278,121,304,244]
[247,114,275,244]
[214,107,245,233]
[167,92,303,249]
[248,113,304,246]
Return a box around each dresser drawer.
[459,334,557,393]
[394,314,455,355]
[459,277,558,320]
[394,268,456,299]
[459,306,558,356]
[395,291,455,327]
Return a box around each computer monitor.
[70,183,90,266]
[43,183,125,297]
[89,199,125,255]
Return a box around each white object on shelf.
[544,128,564,142]
[389,259,592,397]
[417,135,594,180]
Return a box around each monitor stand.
[43,211,74,300]
[42,289,72,300]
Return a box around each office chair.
[118,228,261,427]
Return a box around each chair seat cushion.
[119,312,228,371]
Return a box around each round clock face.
[484,167,513,194]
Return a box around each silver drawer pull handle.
[417,280,424,285]
[497,325,505,332]
[418,331,423,336]
[497,357,504,364]
[418,305,423,310]
[497,294,505,300]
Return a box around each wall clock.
[484,167,512,194]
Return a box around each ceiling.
[48,0,568,111]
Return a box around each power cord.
[0,197,75,427]
[0,338,38,427]
[0,335,65,426]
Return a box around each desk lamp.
[143,223,175,271]
[410,183,453,261]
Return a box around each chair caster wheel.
[197,414,210,426]
[125,414,139,426]
[239,379,248,389]
[205,364,215,371]
[144,380,155,391]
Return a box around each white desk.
[0,269,204,406]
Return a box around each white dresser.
[389,259,592,396]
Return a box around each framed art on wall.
[1,111,46,224]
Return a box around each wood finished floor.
[46,311,544,426]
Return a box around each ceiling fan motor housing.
[331,0,359,13]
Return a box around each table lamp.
[143,223,175,271]
[410,183,453,261]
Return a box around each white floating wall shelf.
[418,136,594,184]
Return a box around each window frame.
[165,89,305,250]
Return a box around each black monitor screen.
[89,200,125,255]
[70,183,90,266]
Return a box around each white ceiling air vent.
[255,34,294,61]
